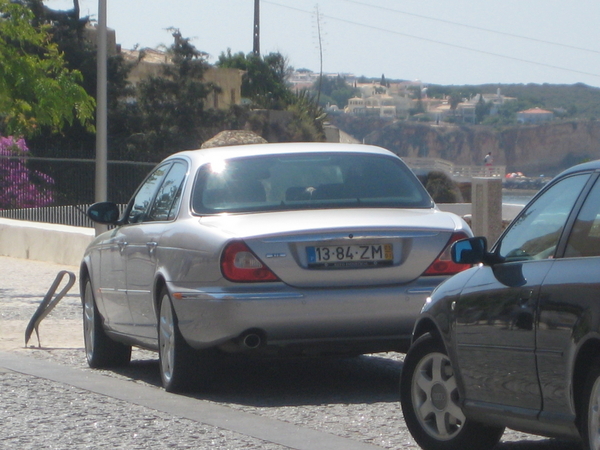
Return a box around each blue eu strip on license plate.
[307,244,393,268]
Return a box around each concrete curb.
[0,218,94,266]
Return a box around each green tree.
[285,89,326,141]
[216,49,293,109]
[475,95,492,124]
[131,30,224,158]
[422,171,461,203]
[217,49,325,142]
[311,75,358,108]
[408,86,425,116]
[0,0,94,137]
[448,92,463,112]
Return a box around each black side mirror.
[87,202,121,225]
[451,237,488,265]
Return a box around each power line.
[340,0,600,55]
[261,0,600,79]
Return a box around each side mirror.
[451,237,488,265]
[87,202,121,225]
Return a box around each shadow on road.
[496,439,580,450]
[98,350,584,450]
[112,352,403,407]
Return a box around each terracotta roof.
[519,107,553,114]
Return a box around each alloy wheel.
[588,375,600,450]
[83,280,96,362]
[159,294,176,385]
[411,351,466,440]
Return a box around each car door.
[106,163,171,337]
[453,173,591,412]
[122,161,187,339]
[94,226,134,334]
[536,172,600,420]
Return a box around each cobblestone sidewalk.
[0,256,577,450]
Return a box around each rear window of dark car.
[191,152,433,214]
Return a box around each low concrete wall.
[438,203,523,221]
[0,218,94,267]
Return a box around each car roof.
[165,142,398,164]
[557,158,600,178]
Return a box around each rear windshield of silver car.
[191,152,433,214]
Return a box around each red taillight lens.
[220,241,279,282]
[423,232,472,276]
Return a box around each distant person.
[484,152,493,175]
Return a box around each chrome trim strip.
[407,288,435,295]
[178,292,305,301]
[261,231,440,243]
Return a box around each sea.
[503,189,538,206]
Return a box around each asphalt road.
[0,256,581,449]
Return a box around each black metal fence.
[0,156,155,227]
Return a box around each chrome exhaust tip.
[242,333,262,349]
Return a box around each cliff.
[363,120,600,176]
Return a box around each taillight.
[220,241,279,282]
[423,232,472,276]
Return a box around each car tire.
[82,276,131,368]
[579,358,600,450]
[400,333,504,450]
[158,287,202,392]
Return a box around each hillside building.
[121,48,244,110]
[517,107,554,124]
[85,24,243,111]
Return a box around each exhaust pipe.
[218,330,265,353]
[242,333,262,349]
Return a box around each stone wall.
[364,120,600,176]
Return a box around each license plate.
[306,243,393,268]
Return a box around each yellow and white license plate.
[306,243,393,268]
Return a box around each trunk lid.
[201,208,462,288]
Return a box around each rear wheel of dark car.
[82,276,131,368]
[579,357,600,450]
[400,333,505,450]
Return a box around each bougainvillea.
[0,136,54,209]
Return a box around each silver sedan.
[81,142,472,391]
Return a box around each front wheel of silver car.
[400,333,504,450]
[580,359,600,450]
[82,276,131,368]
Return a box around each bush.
[0,136,54,209]
[421,171,462,203]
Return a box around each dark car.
[400,159,600,450]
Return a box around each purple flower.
[0,136,55,210]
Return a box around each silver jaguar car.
[81,142,471,391]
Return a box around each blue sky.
[47,0,600,88]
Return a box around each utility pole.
[95,0,108,235]
[253,0,260,56]
[314,5,324,108]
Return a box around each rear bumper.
[168,276,446,354]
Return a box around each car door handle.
[118,241,128,254]
[146,241,158,255]
[518,289,534,306]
